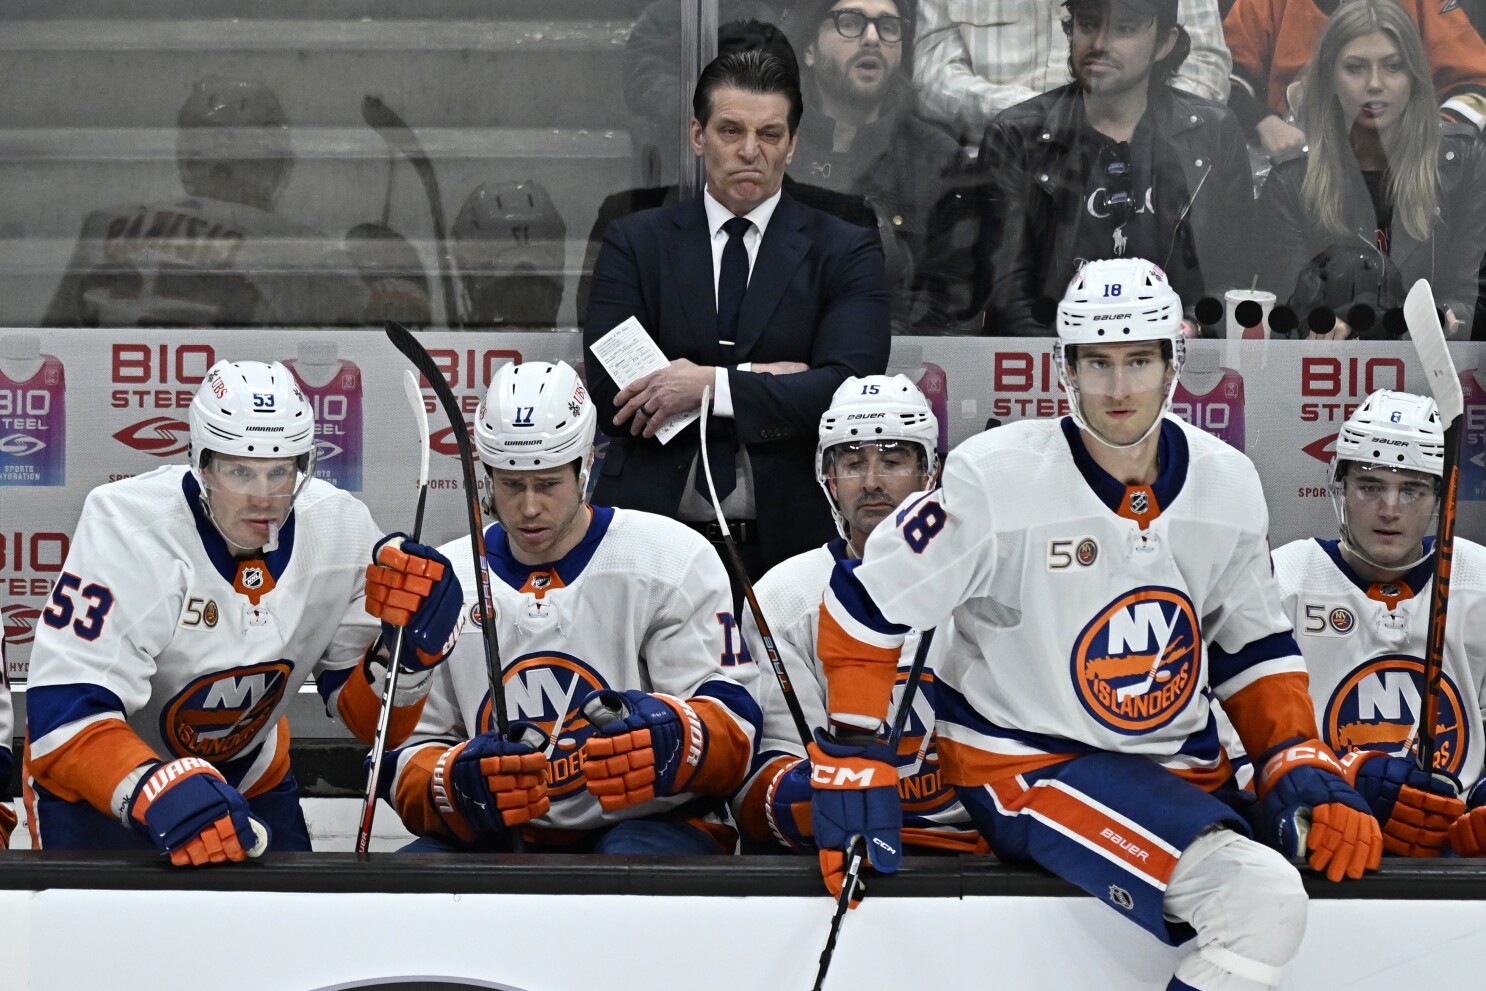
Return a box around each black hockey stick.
[357,370,430,855]
[362,95,463,328]
[1402,280,1465,774]
[697,387,813,748]
[385,321,511,736]
[812,627,935,991]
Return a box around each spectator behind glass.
[789,0,973,333]
[42,76,370,328]
[451,179,568,329]
[976,0,1254,335]
[912,0,1230,145]
[1254,0,1486,340]
[1224,0,1486,159]
[624,1,795,187]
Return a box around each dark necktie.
[699,216,752,501]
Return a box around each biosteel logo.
[114,415,191,457]
[2,603,42,647]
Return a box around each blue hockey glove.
[765,757,816,851]
[1257,740,1382,881]
[1340,750,1464,857]
[432,722,550,845]
[809,727,901,904]
[366,533,464,669]
[580,689,720,810]
[128,758,271,867]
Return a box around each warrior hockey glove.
[1449,778,1486,857]
[366,533,464,669]
[1340,750,1464,857]
[580,689,720,810]
[432,722,550,845]
[1257,740,1382,881]
[127,758,271,867]
[809,728,902,904]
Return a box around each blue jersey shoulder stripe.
[1208,630,1302,689]
[828,559,910,637]
[25,683,127,740]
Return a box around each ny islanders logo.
[1324,655,1467,775]
[161,661,293,761]
[1072,587,1201,734]
[477,651,608,801]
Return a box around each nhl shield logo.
[1129,490,1149,515]
[241,567,264,590]
[1109,885,1134,910]
[531,573,552,590]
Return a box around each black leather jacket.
[976,84,1256,335]
[1255,122,1486,337]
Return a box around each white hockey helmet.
[189,360,316,476]
[816,374,939,539]
[1329,390,1444,571]
[1054,258,1186,450]
[475,360,597,485]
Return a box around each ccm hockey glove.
[809,728,902,904]
[366,533,463,670]
[1258,740,1382,881]
[1449,779,1486,856]
[127,758,270,867]
[1340,750,1464,857]
[432,722,550,845]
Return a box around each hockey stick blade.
[1402,278,1463,774]
[1404,280,1463,426]
[362,95,462,328]
[384,321,511,735]
[357,370,432,854]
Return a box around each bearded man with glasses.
[973,0,1254,336]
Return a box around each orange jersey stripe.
[393,743,452,838]
[337,660,427,749]
[817,606,900,726]
[992,776,1180,888]
[25,720,158,816]
[1224,670,1319,760]
[902,827,987,855]
[941,736,1234,793]
[686,697,755,797]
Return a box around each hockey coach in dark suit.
[584,47,890,583]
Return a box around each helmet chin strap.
[1331,480,1436,574]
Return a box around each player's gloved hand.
[366,533,464,670]
[432,722,550,845]
[1449,779,1486,857]
[809,727,901,906]
[1257,740,1382,882]
[127,758,271,867]
[0,801,16,849]
[1339,750,1464,857]
[580,689,712,810]
[765,757,816,852]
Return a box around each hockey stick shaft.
[357,370,431,854]
[812,835,864,991]
[385,321,511,735]
[697,387,814,748]
[1403,279,1464,772]
[362,95,463,328]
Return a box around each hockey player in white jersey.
[24,361,461,865]
[731,374,981,856]
[385,360,762,854]
[1273,390,1486,857]
[0,640,14,848]
[811,258,1384,991]
[42,76,369,328]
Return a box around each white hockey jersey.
[25,465,383,809]
[394,506,762,834]
[735,538,979,851]
[821,416,1311,790]
[42,196,370,327]
[0,639,13,845]
[1273,536,1486,790]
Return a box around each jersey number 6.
[43,573,114,642]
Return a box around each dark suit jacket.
[583,189,890,567]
